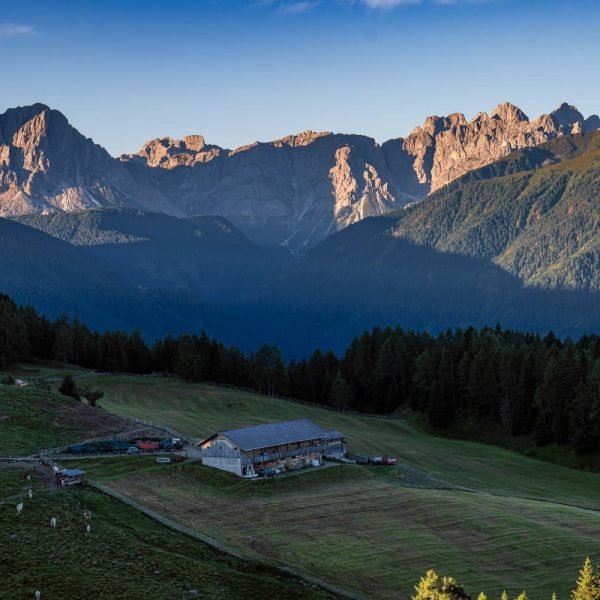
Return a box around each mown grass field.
[0,466,334,600]
[75,375,600,600]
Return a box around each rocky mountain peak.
[1,101,599,251]
[491,101,529,123]
[403,101,599,192]
[550,102,586,133]
[270,130,333,148]
[128,135,223,168]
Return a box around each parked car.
[258,467,280,478]
[127,446,140,454]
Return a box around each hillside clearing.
[0,383,129,455]
[72,375,600,599]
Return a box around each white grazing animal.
[16,503,23,514]
[86,524,91,534]
[28,489,33,499]
[26,474,31,481]
[50,517,57,528]
[35,592,41,599]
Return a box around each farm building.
[197,419,346,477]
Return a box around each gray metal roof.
[323,429,345,441]
[217,419,335,451]
[61,469,85,476]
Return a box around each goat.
[35,592,41,599]
[28,489,33,499]
[16,503,23,514]
[86,524,91,534]
[50,517,57,528]
[83,511,92,520]
[26,474,31,481]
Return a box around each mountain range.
[1,101,598,250]
[1,102,600,355]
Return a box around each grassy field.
[73,375,600,600]
[0,466,335,600]
[0,383,128,455]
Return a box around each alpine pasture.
[74,375,600,600]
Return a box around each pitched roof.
[214,419,333,451]
[323,429,345,441]
[61,469,85,476]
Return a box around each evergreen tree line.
[411,557,600,600]
[2,293,600,454]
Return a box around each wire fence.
[87,479,365,600]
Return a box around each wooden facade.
[197,419,346,477]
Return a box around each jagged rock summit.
[1,101,598,249]
[399,101,600,192]
[0,103,176,216]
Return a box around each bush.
[58,375,80,401]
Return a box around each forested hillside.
[17,209,291,301]
[391,131,600,290]
[2,293,599,463]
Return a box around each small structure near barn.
[57,468,86,487]
[197,419,346,477]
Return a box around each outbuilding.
[57,468,86,487]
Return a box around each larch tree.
[572,557,600,600]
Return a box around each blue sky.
[2,0,599,155]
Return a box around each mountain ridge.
[0,101,598,249]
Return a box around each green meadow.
[72,375,600,600]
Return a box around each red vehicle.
[138,441,160,450]
[369,456,397,466]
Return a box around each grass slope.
[0,383,127,455]
[79,375,600,599]
[0,466,333,600]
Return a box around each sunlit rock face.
[0,103,176,217]
[1,102,598,250]
[401,102,599,193]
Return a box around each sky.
[2,0,599,156]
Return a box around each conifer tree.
[330,372,353,411]
[412,570,470,600]
[58,374,80,402]
[572,557,599,600]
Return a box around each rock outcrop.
[1,101,598,249]
[399,102,600,192]
[122,131,417,248]
[0,104,178,217]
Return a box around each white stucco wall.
[202,456,242,476]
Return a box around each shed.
[58,468,86,487]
